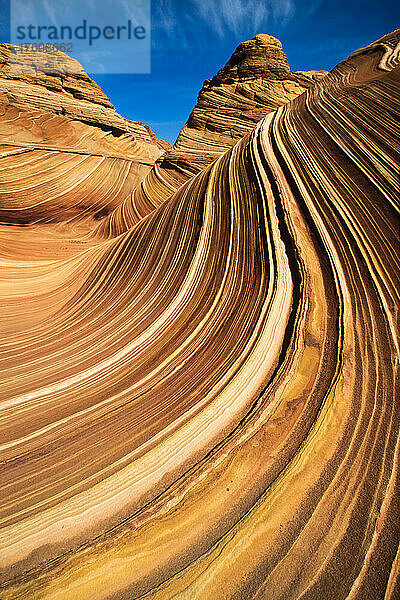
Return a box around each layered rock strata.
[0,44,169,148]
[175,33,327,153]
[0,30,399,600]
[0,45,169,225]
[100,34,327,235]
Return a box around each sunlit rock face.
[0,45,169,226]
[175,33,327,153]
[0,44,170,147]
[100,33,328,235]
[0,30,399,600]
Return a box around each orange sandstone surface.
[0,31,399,600]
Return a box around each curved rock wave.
[0,31,399,600]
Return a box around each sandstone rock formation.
[0,44,169,148]
[175,33,327,153]
[0,30,399,600]
[0,45,169,225]
[100,34,327,235]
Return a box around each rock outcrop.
[0,45,170,225]
[0,44,169,148]
[0,30,399,600]
[100,34,327,235]
[175,33,327,153]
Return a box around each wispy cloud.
[152,0,296,53]
[153,0,177,34]
[191,0,295,37]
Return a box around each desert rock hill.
[98,33,328,235]
[0,44,171,225]
[0,44,169,148]
[175,33,327,153]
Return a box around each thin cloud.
[192,0,295,37]
[151,0,297,53]
[153,0,177,34]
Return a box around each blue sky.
[1,0,399,143]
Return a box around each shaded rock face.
[0,44,170,148]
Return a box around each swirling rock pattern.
[100,34,327,236]
[0,30,399,600]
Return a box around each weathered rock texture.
[0,30,399,600]
[0,44,169,148]
[175,33,327,153]
[0,45,170,225]
[100,34,327,235]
